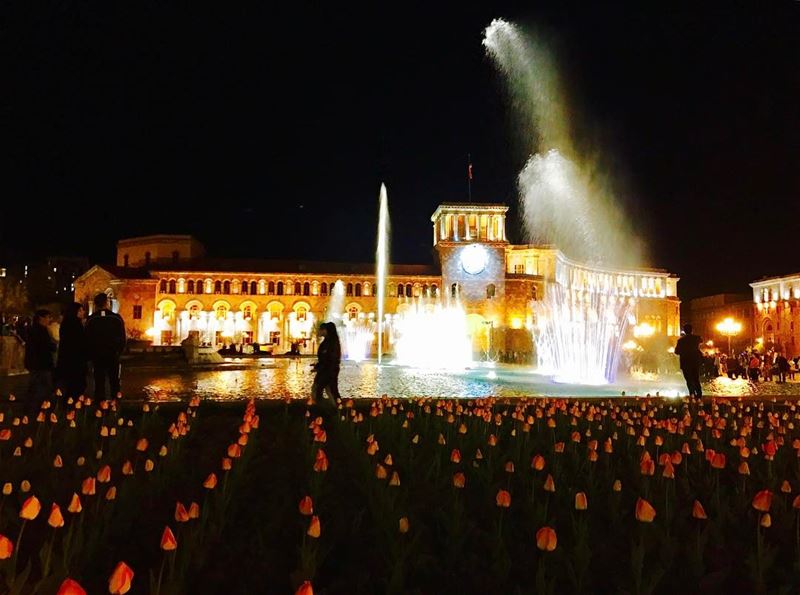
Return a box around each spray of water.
[376,184,390,364]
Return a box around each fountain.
[376,184,390,364]
[484,18,644,384]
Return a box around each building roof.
[149,258,440,277]
[430,203,508,220]
[751,272,800,286]
[688,293,752,309]
[117,235,197,246]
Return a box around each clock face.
[460,244,488,275]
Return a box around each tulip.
[640,459,655,476]
[710,453,726,469]
[295,581,314,595]
[175,502,190,523]
[97,465,111,483]
[188,502,200,519]
[399,517,410,533]
[20,495,41,520]
[227,444,241,458]
[496,489,511,508]
[56,578,87,595]
[307,515,321,538]
[384,454,393,466]
[221,457,232,471]
[82,477,96,495]
[738,462,751,475]
[375,464,388,479]
[793,495,800,509]
[54,455,63,468]
[752,490,773,512]
[781,480,792,494]
[450,449,461,463]
[504,461,515,473]
[68,493,82,514]
[389,471,401,486]
[203,473,217,489]
[314,450,329,472]
[453,472,466,488]
[535,526,557,551]
[299,496,314,516]
[108,561,134,594]
[543,474,555,492]
[145,459,155,472]
[160,526,177,551]
[0,535,12,559]
[635,497,656,523]
[760,513,772,528]
[692,500,707,520]
[2,483,11,495]
[105,486,117,501]
[48,503,65,528]
[122,461,134,476]
[136,438,148,452]
[20,480,31,493]
[575,492,588,510]
[531,455,545,471]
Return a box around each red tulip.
[752,490,773,512]
[781,480,792,494]
[692,500,707,520]
[175,502,189,523]
[108,561,134,594]
[20,495,41,520]
[635,497,656,523]
[299,496,314,516]
[450,449,461,463]
[313,449,328,472]
[710,453,726,469]
[295,581,314,595]
[203,473,217,489]
[543,474,555,492]
[453,472,466,488]
[97,465,112,483]
[531,455,545,471]
[575,492,588,510]
[535,526,557,551]
[48,503,65,528]
[160,526,177,551]
[56,579,86,595]
[496,489,511,508]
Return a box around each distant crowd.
[708,349,797,384]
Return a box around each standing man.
[674,323,703,397]
[24,309,56,410]
[86,293,126,400]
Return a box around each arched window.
[423,284,429,297]
[297,306,307,321]
[303,282,310,296]
[216,305,228,320]
[268,281,275,295]
[196,280,204,295]
[406,283,413,297]
[250,281,257,295]
[397,284,404,297]
[159,279,167,293]
[187,280,195,294]
[486,284,496,299]
[277,282,284,296]
[346,283,354,296]
[188,304,201,319]
[223,281,231,294]
[431,284,438,297]
[214,281,222,294]
[355,283,362,297]
[243,305,252,320]
[321,282,328,296]
[451,283,459,298]
[241,280,249,295]
[168,279,176,294]
[294,281,301,295]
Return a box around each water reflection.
[125,359,800,402]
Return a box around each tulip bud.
[635,497,656,523]
[575,492,588,510]
[108,561,134,595]
[20,480,31,493]
[760,513,772,528]
[399,517,410,533]
[56,578,86,595]
[495,489,511,508]
[2,483,11,496]
[752,490,773,512]
[145,459,155,472]
[0,535,13,560]
[535,526,557,551]
[298,496,314,516]
[68,493,82,514]
[203,473,217,489]
[453,472,466,488]
[295,581,313,595]
[160,526,177,551]
[48,503,65,528]
[175,502,189,523]
[307,515,321,538]
[389,471,401,486]
[188,502,200,519]
[692,500,707,520]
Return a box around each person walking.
[85,293,126,400]
[24,309,56,410]
[56,302,88,399]
[311,322,342,406]
[776,352,789,384]
[748,353,761,383]
[674,324,703,397]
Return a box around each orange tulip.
[97,465,111,483]
[692,500,707,520]
[383,453,393,466]
[48,503,65,528]
[543,474,555,492]
[640,459,655,476]
[135,438,148,452]
[299,496,314,516]
[662,461,675,479]
[81,477,96,496]
[56,578,86,595]
[227,444,242,458]
[752,490,773,512]
[175,502,190,523]
[613,479,622,492]
[20,495,41,520]
[295,581,314,595]
[105,486,117,501]
[575,492,588,510]
[0,535,12,559]
[313,449,328,472]
[781,480,792,494]
[188,502,200,519]
[0,429,11,440]
[531,455,545,471]
[203,473,217,489]
[121,461,134,476]
[793,494,800,509]
[221,457,232,471]
[738,462,750,475]
[307,515,321,538]
[389,471,401,486]
[160,526,177,551]
[535,526,557,551]
[496,489,511,508]
[453,472,466,488]
[450,449,461,463]
[399,517,410,533]
[635,497,656,523]
[108,561,134,594]
[68,493,82,514]
[504,461,515,473]
[375,464,388,479]
[710,453,726,469]
[760,513,772,528]
[54,455,63,468]
[144,459,155,472]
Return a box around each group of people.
[722,350,798,384]
[23,293,126,408]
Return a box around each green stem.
[155,552,166,595]
[10,520,27,581]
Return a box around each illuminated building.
[751,273,800,355]
[74,204,680,355]
[685,294,753,354]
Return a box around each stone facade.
[751,274,800,356]
[74,202,680,358]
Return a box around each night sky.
[2,2,798,300]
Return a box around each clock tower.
[431,203,509,314]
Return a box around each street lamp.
[715,317,742,357]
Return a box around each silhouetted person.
[24,309,56,410]
[311,322,341,406]
[776,353,789,384]
[56,302,88,399]
[86,293,126,400]
[674,324,703,397]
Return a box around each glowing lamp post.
[715,317,742,356]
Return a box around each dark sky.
[2,2,798,300]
